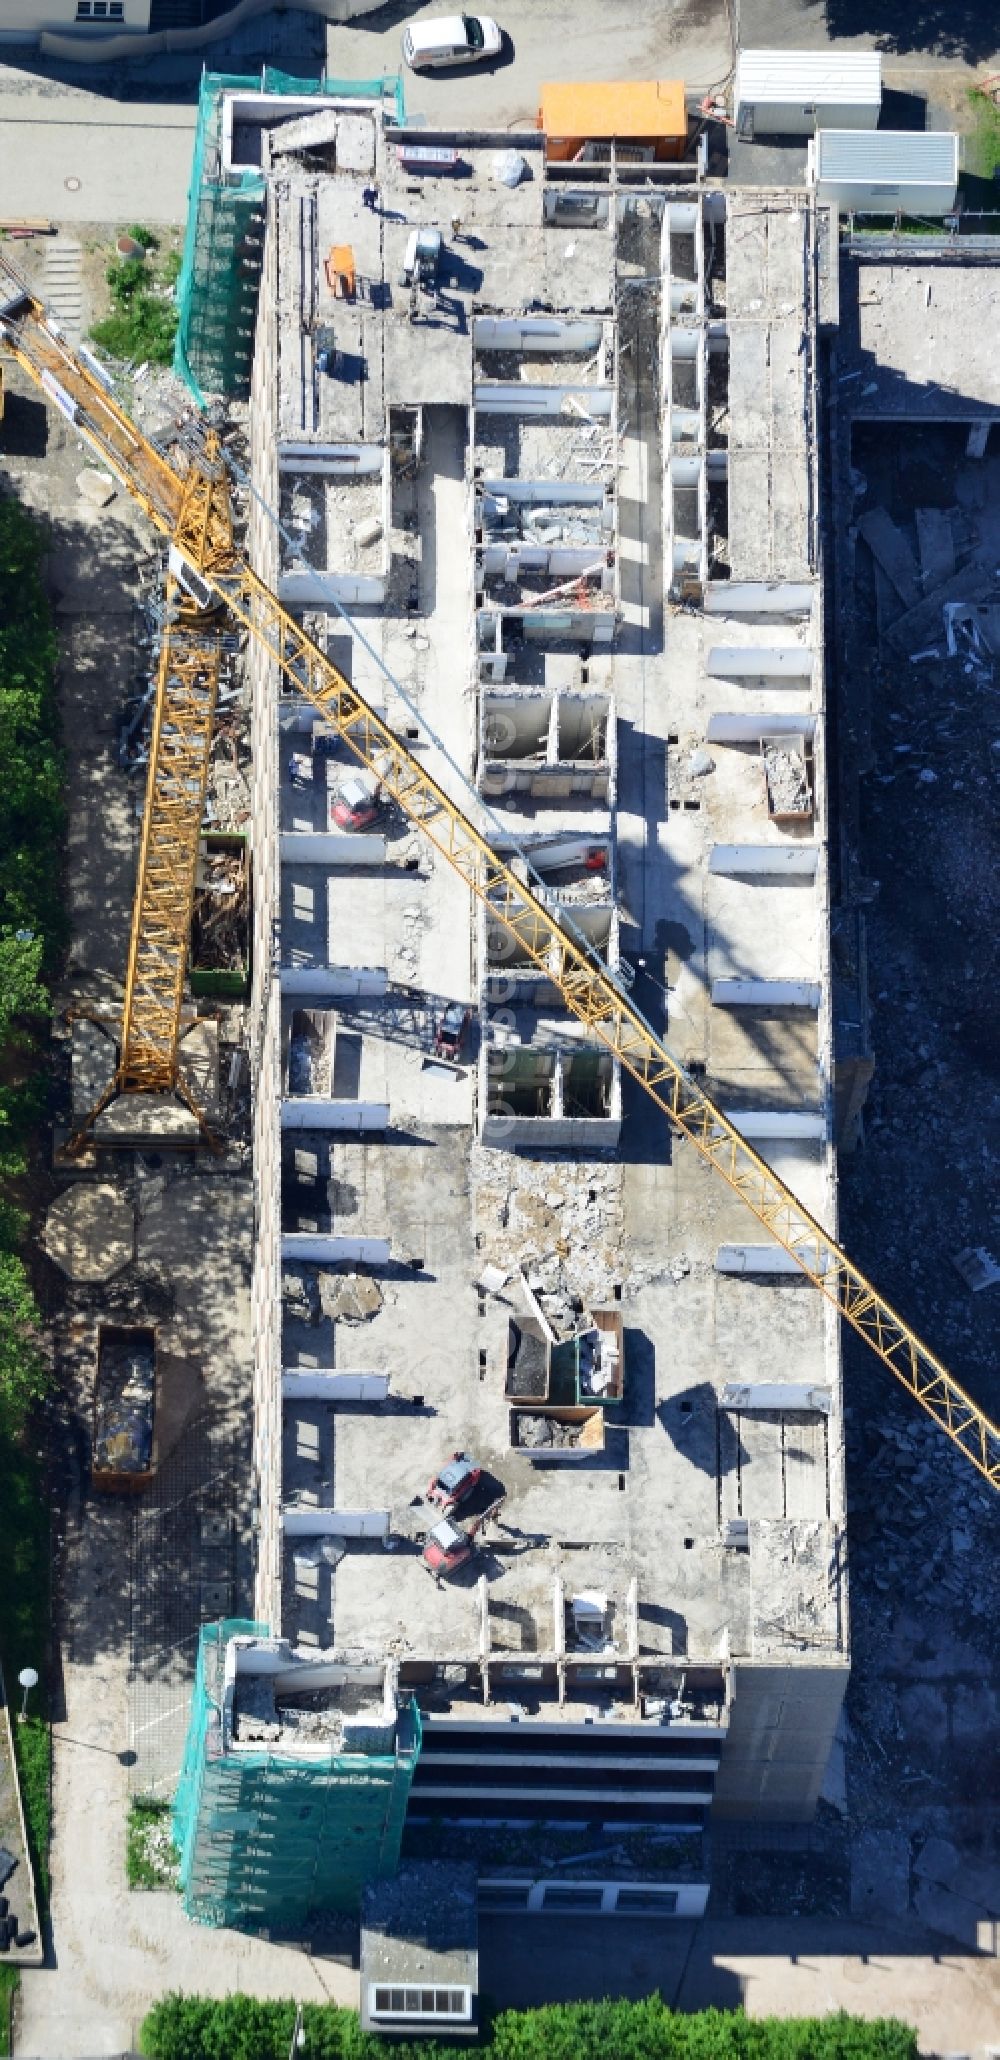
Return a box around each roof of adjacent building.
[361,1862,479,1981]
[736,49,882,105]
[814,127,959,183]
[538,79,686,141]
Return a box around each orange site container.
[538,79,687,162]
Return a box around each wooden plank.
[858,506,921,611]
[915,507,955,590]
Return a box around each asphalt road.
[326,0,734,128]
[0,0,735,226]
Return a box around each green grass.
[0,1964,18,2055]
[965,85,1000,179]
[0,1435,50,1911]
[127,1800,180,1891]
[89,226,180,368]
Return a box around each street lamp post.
[17,1667,39,1725]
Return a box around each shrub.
[140,1994,920,2060]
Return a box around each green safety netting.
[174,66,405,405]
[173,1620,421,1930]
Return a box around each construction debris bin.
[509,1405,605,1462]
[190,831,250,998]
[762,735,814,823]
[93,1325,157,1493]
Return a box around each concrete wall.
[281,1233,391,1264]
[281,966,387,997]
[714,1661,849,1820]
[282,1370,390,1401]
[282,1507,390,1538]
[280,1100,388,1132]
[249,188,283,1634]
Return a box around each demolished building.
[174,78,849,1935]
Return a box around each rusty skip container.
[93,1324,157,1493]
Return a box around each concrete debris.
[857,506,921,610]
[763,741,810,815]
[472,1148,625,1309]
[76,468,116,508]
[318,1271,384,1322]
[915,505,956,590]
[688,748,715,777]
[952,1246,1000,1293]
[478,1264,510,1296]
[850,1828,910,1918]
[517,1413,581,1448]
[885,554,998,658]
[282,1267,320,1324]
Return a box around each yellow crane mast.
[70,581,225,1148]
[2,259,997,1490]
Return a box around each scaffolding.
[174,67,406,405]
[173,1622,421,1930]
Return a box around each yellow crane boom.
[2,260,997,1490]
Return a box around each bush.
[141,1994,442,2060]
[0,496,61,1437]
[140,1995,920,2060]
[0,1963,18,2056]
[90,235,179,368]
[0,491,61,1912]
[127,1800,180,1891]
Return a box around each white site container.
[735,50,881,138]
[807,129,959,215]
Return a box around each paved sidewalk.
[481,1910,1000,2057]
[0,92,195,222]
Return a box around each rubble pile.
[763,741,810,815]
[517,1414,581,1449]
[319,1271,383,1323]
[192,845,248,971]
[472,1149,625,1307]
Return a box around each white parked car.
[402,13,503,70]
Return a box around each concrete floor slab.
[43,1182,135,1283]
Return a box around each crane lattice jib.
[2,262,997,1491]
[119,581,224,1093]
[0,274,227,1136]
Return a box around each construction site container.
[93,1325,157,1493]
[509,1405,606,1462]
[762,733,815,823]
[538,80,687,163]
[808,129,959,215]
[190,831,250,999]
[735,51,881,138]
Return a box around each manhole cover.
[64,175,81,192]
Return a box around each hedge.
[0,495,64,1421]
[140,1994,919,2060]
